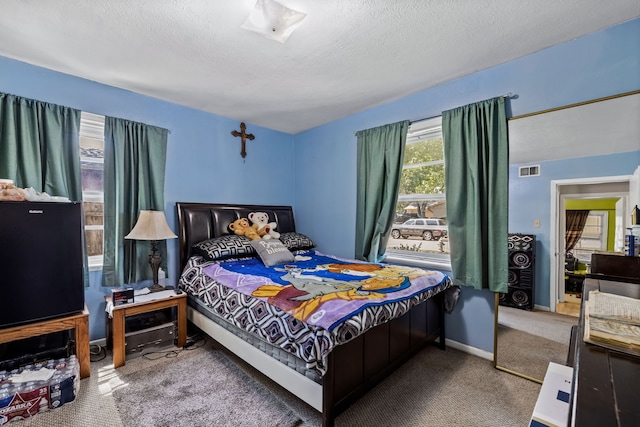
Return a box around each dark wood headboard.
[176,202,296,270]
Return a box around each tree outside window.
[386,117,449,258]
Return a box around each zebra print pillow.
[279,232,316,251]
[192,235,256,261]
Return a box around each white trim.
[90,338,107,347]
[550,175,632,312]
[443,338,493,361]
[88,256,103,272]
[384,254,451,272]
[188,307,323,412]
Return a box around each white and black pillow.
[192,235,256,261]
[250,239,295,267]
[279,232,316,251]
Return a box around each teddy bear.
[248,211,280,240]
[228,218,262,240]
[0,181,26,201]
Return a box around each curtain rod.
[354,93,514,135]
[508,89,640,121]
[409,93,513,125]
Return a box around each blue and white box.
[529,362,573,427]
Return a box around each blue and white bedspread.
[179,251,451,375]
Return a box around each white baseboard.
[90,338,107,347]
[534,304,550,312]
[443,338,493,361]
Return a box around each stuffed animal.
[0,181,26,201]
[248,211,280,240]
[228,218,262,240]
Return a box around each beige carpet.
[112,347,301,426]
[498,306,577,344]
[497,306,578,381]
[496,325,570,381]
[15,339,541,427]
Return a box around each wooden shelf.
[0,307,90,379]
[105,292,186,368]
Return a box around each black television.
[0,201,85,328]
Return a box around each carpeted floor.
[498,306,577,344]
[497,306,578,381]
[14,337,541,427]
[112,347,301,427]
[496,325,570,381]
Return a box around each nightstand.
[105,290,186,368]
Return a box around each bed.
[176,202,452,427]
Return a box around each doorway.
[550,176,631,313]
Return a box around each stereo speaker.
[500,233,536,310]
[503,287,533,309]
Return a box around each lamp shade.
[241,0,306,44]
[125,210,177,241]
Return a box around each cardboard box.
[529,362,573,427]
[112,287,134,306]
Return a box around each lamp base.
[148,282,166,293]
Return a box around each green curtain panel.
[0,92,89,287]
[355,120,409,262]
[102,117,169,287]
[442,97,509,292]
[0,92,82,200]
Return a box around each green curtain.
[442,97,509,292]
[0,92,89,287]
[355,120,409,262]
[102,117,169,287]
[0,92,81,200]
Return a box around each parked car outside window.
[390,218,447,241]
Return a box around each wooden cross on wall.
[231,122,255,158]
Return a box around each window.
[386,117,449,263]
[79,112,105,270]
[572,211,608,263]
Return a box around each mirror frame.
[493,293,543,384]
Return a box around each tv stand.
[0,307,90,379]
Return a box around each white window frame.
[79,112,105,271]
[572,210,609,263]
[384,116,451,271]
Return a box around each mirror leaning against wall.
[493,90,640,383]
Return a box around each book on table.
[584,290,640,356]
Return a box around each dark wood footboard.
[176,202,447,427]
[322,292,445,427]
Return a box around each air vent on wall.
[519,165,540,177]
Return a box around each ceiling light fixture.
[241,0,307,44]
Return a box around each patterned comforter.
[179,251,451,375]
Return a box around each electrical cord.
[140,334,206,361]
[89,343,107,362]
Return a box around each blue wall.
[293,18,640,352]
[509,153,639,308]
[1,18,638,351]
[0,57,295,340]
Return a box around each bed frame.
[176,202,446,427]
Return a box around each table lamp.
[125,210,177,292]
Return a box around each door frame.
[549,175,632,312]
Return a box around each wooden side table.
[0,306,90,379]
[106,291,187,368]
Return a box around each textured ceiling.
[0,0,638,134]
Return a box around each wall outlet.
[534,219,541,227]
